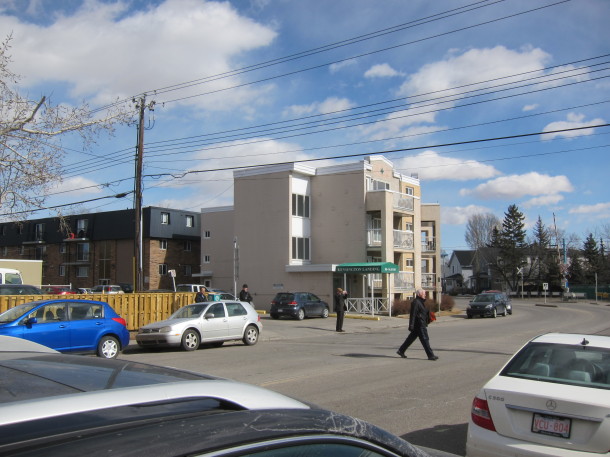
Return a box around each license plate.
[532,413,571,438]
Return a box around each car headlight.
[159,326,172,333]
[485,304,493,308]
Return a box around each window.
[161,212,170,225]
[35,223,45,241]
[183,265,192,276]
[186,215,194,227]
[77,219,88,237]
[1,247,7,256]
[204,230,211,238]
[59,265,66,277]
[19,246,24,255]
[77,243,90,261]
[0,225,5,236]
[35,246,45,260]
[404,186,414,196]
[159,264,168,275]
[69,302,100,320]
[59,243,66,254]
[160,239,168,250]
[226,302,247,317]
[76,266,89,278]
[369,179,390,190]
[203,255,210,263]
[292,194,310,218]
[292,237,310,261]
[184,240,192,252]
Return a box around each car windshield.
[170,305,207,319]
[472,294,494,303]
[501,342,610,390]
[0,303,40,323]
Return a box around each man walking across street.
[396,288,438,360]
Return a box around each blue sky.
[1,0,609,255]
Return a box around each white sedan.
[467,333,610,457]
[136,301,262,350]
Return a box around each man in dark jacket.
[334,288,347,332]
[239,284,253,303]
[396,288,438,360]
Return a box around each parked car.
[41,285,77,295]
[77,287,92,294]
[270,292,330,320]
[0,336,439,457]
[484,290,512,315]
[466,291,509,318]
[0,284,43,295]
[136,301,262,351]
[176,284,209,293]
[0,299,130,358]
[118,283,133,293]
[91,284,125,294]
[467,333,610,457]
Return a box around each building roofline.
[233,163,316,178]
[201,206,234,214]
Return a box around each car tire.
[243,325,259,346]
[270,313,279,319]
[296,309,305,320]
[492,308,497,318]
[97,335,120,359]
[321,307,329,318]
[181,329,200,351]
[467,314,472,319]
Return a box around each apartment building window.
[35,246,45,260]
[404,186,414,196]
[183,265,192,276]
[292,194,310,218]
[159,264,168,275]
[160,239,168,250]
[184,240,192,252]
[203,255,210,263]
[161,212,170,225]
[1,247,7,256]
[35,223,45,241]
[77,243,90,261]
[406,258,414,268]
[59,265,66,277]
[19,246,24,255]
[368,178,390,191]
[204,230,211,238]
[76,266,89,278]
[59,243,66,254]
[186,215,194,227]
[0,225,5,236]
[292,237,310,261]
[77,219,88,237]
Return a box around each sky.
[1,0,609,256]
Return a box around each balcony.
[394,230,414,250]
[367,229,382,247]
[366,190,414,214]
[394,271,415,291]
[421,237,436,253]
[422,273,436,288]
[393,192,414,212]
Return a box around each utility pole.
[133,95,155,292]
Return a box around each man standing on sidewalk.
[396,289,438,360]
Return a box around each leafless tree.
[0,34,132,218]
[464,212,501,250]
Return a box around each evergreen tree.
[582,233,601,283]
[531,216,551,285]
[491,204,529,291]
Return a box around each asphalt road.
[121,297,610,456]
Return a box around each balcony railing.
[393,192,414,212]
[422,273,436,288]
[394,230,414,250]
[421,238,436,252]
[394,271,415,291]
[367,229,382,247]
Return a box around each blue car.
[0,299,130,358]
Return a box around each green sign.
[336,262,399,274]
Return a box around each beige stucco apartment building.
[200,156,441,313]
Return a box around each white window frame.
[59,265,66,277]
[159,264,168,275]
[161,212,170,225]
[291,237,310,261]
[186,215,194,227]
[292,194,310,218]
[204,230,211,238]
[184,240,192,252]
[76,266,89,278]
[203,255,211,263]
[160,239,168,250]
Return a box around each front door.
[199,302,228,341]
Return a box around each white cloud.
[523,194,564,208]
[395,151,500,181]
[523,104,538,112]
[49,176,103,196]
[460,172,573,200]
[569,202,610,215]
[397,46,550,99]
[329,59,357,74]
[442,205,493,225]
[4,0,277,110]
[283,97,355,117]
[542,113,606,140]
[364,63,402,78]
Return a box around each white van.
[0,268,23,285]
[176,284,208,293]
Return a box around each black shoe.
[337,329,345,332]
[428,356,439,361]
[396,351,406,358]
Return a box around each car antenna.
[580,338,589,349]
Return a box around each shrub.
[391,299,412,316]
[440,294,455,311]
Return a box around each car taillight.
[271,301,277,305]
[288,301,298,306]
[471,396,496,431]
[112,317,127,327]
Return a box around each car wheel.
[181,329,200,351]
[321,307,329,318]
[492,308,497,318]
[243,325,259,346]
[97,335,120,359]
[467,314,472,319]
[270,313,279,319]
[296,309,305,320]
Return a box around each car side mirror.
[204,313,215,320]
[25,317,38,326]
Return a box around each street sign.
[543,283,549,291]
